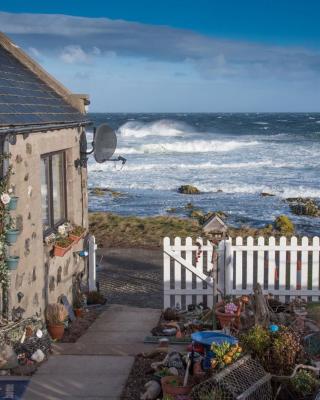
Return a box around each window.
[41,152,67,234]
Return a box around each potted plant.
[6,256,20,270]
[69,225,86,244]
[53,236,74,257]
[5,228,20,245]
[45,303,68,340]
[161,376,192,397]
[7,196,19,211]
[73,295,84,318]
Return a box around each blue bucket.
[191,331,238,370]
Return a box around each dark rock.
[178,185,200,194]
[286,197,320,217]
[216,189,224,193]
[49,276,55,292]
[260,192,275,197]
[24,173,29,181]
[15,155,23,163]
[15,215,23,231]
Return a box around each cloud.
[60,45,89,64]
[1,11,320,81]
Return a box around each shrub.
[274,215,295,236]
[86,291,106,305]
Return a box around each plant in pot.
[161,376,192,397]
[53,225,74,257]
[73,295,84,318]
[45,303,68,340]
[282,369,320,400]
[69,225,86,243]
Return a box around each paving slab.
[22,305,161,400]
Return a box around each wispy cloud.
[1,11,320,81]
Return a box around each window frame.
[41,150,67,236]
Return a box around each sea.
[87,113,320,237]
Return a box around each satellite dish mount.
[75,124,126,168]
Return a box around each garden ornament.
[140,380,161,400]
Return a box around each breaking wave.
[117,139,259,154]
[117,119,192,138]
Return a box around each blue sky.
[1,1,320,112]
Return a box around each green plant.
[70,225,86,237]
[274,215,294,236]
[291,370,319,395]
[211,342,242,369]
[55,236,73,248]
[241,325,271,358]
[45,303,68,325]
[86,291,105,305]
[0,153,13,290]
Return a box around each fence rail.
[163,236,320,309]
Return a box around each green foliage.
[0,153,13,288]
[291,370,319,395]
[55,236,73,248]
[241,325,271,358]
[274,215,295,236]
[240,325,302,375]
[70,225,86,237]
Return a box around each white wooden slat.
[196,237,204,305]
[268,237,276,292]
[206,241,213,308]
[246,236,254,291]
[235,237,243,291]
[257,237,265,289]
[163,237,171,309]
[174,237,182,309]
[278,237,287,303]
[312,237,320,301]
[185,237,193,307]
[290,236,297,294]
[301,237,309,301]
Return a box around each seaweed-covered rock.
[286,197,320,217]
[178,185,200,195]
[274,215,295,236]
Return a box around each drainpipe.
[88,235,97,291]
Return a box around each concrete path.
[22,305,161,400]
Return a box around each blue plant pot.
[6,229,20,245]
[8,196,19,211]
[6,256,20,270]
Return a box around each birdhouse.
[202,214,228,239]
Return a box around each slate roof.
[0,43,88,128]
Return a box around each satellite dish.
[93,123,117,163]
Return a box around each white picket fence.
[163,236,320,309]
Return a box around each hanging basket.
[7,196,19,211]
[6,256,20,270]
[6,229,20,245]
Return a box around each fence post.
[163,237,171,309]
[88,235,97,291]
[223,238,233,297]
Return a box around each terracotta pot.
[47,324,65,340]
[54,243,72,257]
[74,308,84,318]
[161,376,192,396]
[69,233,82,244]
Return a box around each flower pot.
[47,324,65,340]
[6,256,20,270]
[6,229,20,245]
[69,233,83,244]
[7,196,19,211]
[74,308,84,318]
[54,243,72,257]
[161,376,192,397]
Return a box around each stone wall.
[6,126,88,318]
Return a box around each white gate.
[163,236,320,309]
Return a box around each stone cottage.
[0,33,91,319]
